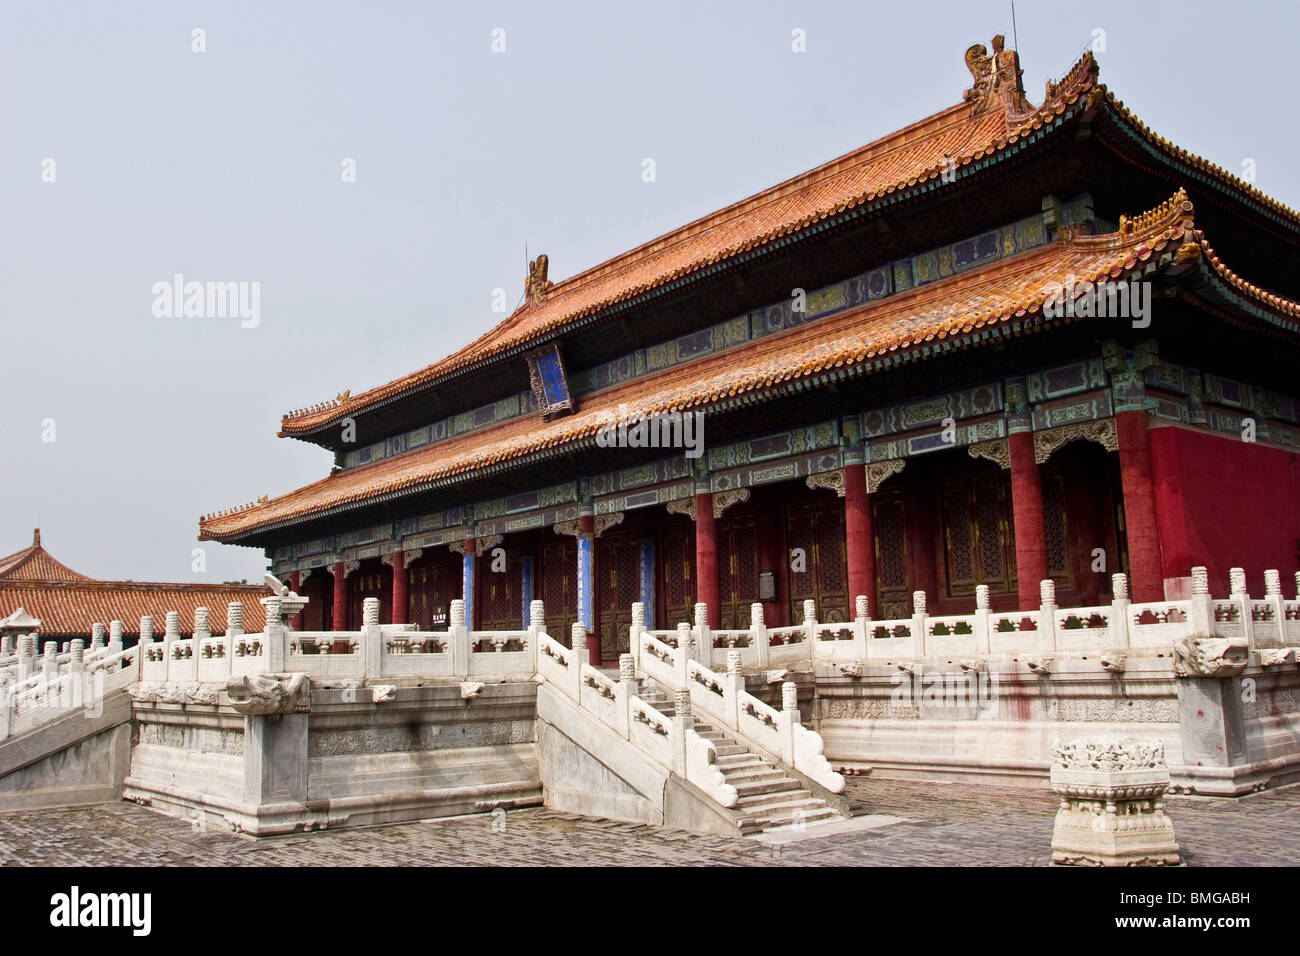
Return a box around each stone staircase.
[636,680,846,834]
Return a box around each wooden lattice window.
[942,473,1015,597]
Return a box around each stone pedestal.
[1049,739,1181,866]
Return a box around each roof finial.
[526,254,553,304]
[33,528,40,547]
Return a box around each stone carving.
[593,513,624,536]
[1172,637,1249,678]
[1033,419,1119,464]
[1048,698,1176,723]
[766,669,790,684]
[262,573,308,625]
[1025,658,1053,675]
[959,659,986,673]
[129,681,224,706]
[1099,654,1128,674]
[460,681,485,700]
[839,662,863,678]
[371,684,397,702]
[805,470,846,498]
[823,697,919,720]
[225,673,310,716]
[1259,648,1296,667]
[967,438,1010,469]
[864,459,905,493]
[1049,737,1181,866]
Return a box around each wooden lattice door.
[348,565,390,630]
[872,487,910,619]
[480,554,524,631]
[785,499,849,624]
[658,521,696,629]
[941,472,1016,597]
[541,539,578,645]
[408,555,458,630]
[718,512,759,629]
[597,532,640,661]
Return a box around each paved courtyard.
[1,777,1297,866]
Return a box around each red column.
[289,570,304,629]
[1116,409,1163,603]
[695,491,720,629]
[332,561,348,630]
[390,550,407,625]
[843,462,876,615]
[1008,430,1048,610]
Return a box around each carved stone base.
[1049,739,1181,866]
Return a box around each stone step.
[752,806,843,832]
[715,753,764,768]
[737,796,833,819]
[721,766,785,785]
[737,788,813,809]
[733,777,803,797]
[713,744,748,757]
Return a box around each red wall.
[1149,425,1300,596]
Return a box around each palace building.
[200,38,1300,668]
[0,529,267,649]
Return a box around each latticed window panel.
[480,557,523,631]
[785,499,849,624]
[718,513,759,629]
[943,472,1016,597]
[1041,473,1071,583]
[541,540,577,646]
[660,525,695,628]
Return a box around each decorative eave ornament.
[525,254,553,305]
[963,35,1031,115]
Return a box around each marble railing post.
[108,620,124,655]
[17,635,35,682]
[139,615,154,647]
[750,602,770,669]
[1229,567,1255,645]
[448,599,470,678]
[68,640,85,708]
[528,599,545,673]
[693,602,711,665]
[615,653,635,738]
[91,622,105,652]
[674,623,693,689]
[361,596,382,678]
[803,599,817,649]
[912,591,928,658]
[778,681,798,765]
[570,624,587,701]
[41,641,57,685]
[164,611,180,644]
[263,597,286,673]
[227,602,245,638]
[723,649,744,730]
[1188,567,1212,638]
[852,595,870,660]
[1265,570,1286,642]
[629,601,645,675]
[1111,573,1132,646]
[1039,580,1058,652]
[671,688,693,776]
[974,585,991,654]
[0,635,13,658]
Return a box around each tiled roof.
[0,530,268,638]
[278,44,1300,440]
[202,188,1284,542]
[278,46,1099,437]
[0,530,94,583]
[0,581,268,639]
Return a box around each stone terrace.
[3,778,1296,867]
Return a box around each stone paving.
[1,777,1296,866]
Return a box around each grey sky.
[2,0,1295,584]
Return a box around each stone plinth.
[1049,739,1181,866]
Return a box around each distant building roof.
[0,529,268,638]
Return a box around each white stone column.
[1265,570,1286,644]
[911,591,928,658]
[778,680,798,765]
[674,623,692,690]
[263,597,286,674]
[693,602,711,666]
[90,622,106,652]
[723,649,744,731]
[108,620,124,654]
[1111,573,1131,647]
[361,596,382,678]
[629,601,645,676]
[974,585,991,655]
[750,602,769,669]
[1230,567,1255,646]
[615,652,635,738]
[1039,580,1058,653]
[570,623,587,702]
